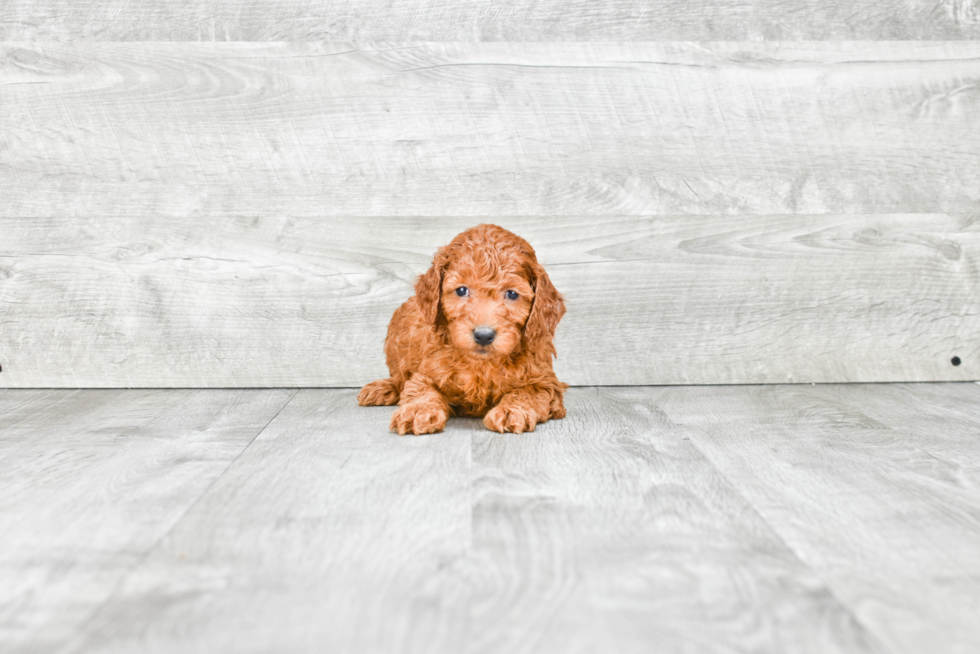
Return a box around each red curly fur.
[358,224,568,434]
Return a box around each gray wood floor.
[2,384,979,653]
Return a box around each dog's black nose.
[473,327,496,346]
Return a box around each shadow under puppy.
[359,224,568,434]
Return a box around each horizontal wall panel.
[0,214,976,387]
[2,42,980,218]
[2,1,979,41]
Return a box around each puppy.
[358,224,567,434]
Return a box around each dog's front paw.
[358,379,399,406]
[390,403,447,435]
[549,393,566,420]
[484,404,538,434]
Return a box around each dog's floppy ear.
[524,263,565,351]
[415,248,448,327]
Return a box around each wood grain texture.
[65,389,474,654]
[467,386,879,654]
[60,388,882,654]
[2,0,979,41]
[0,388,294,654]
[656,383,980,654]
[820,382,980,473]
[1,214,977,387]
[6,385,980,652]
[3,42,980,218]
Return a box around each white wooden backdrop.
[1,15,978,387]
[3,1,979,40]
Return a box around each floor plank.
[813,383,980,473]
[66,388,879,653]
[468,387,879,654]
[0,389,295,654]
[6,385,980,652]
[65,389,473,654]
[656,383,980,654]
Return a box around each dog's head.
[415,224,565,360]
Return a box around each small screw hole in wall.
[951,356,962,366]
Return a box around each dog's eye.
[455,287,468,297]
[505,290,519,300]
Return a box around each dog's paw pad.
[358,380,399,406]
[484,405,537,434]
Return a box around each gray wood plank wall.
[3,1,980,40]
[4,43,980,218]
[1,214,977,386]
[1,11,978,387]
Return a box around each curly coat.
[358,224,568,434]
